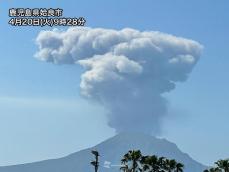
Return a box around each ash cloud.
[35,27,203,135]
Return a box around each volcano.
[0,133,206,172]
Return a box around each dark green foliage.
[121,150,142,172]
[203,159,229,172]
[120,149,184,172]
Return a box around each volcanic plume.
[35,27,203,135]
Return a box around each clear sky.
[0,0,228,166]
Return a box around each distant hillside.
[0,132,207,172]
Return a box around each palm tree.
[164,159,177,172]
[140,156,151,172]
[158,157,166,166]
[157,156,166,172]
[163,159,170,171]
[215,159,229,172]
[121,150,142,172]
[175,162,184,172]
[141,155,159,172]
[120,150,185,172]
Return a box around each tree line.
[120,150,184,172]
[91,149,229,172]
[91,149,184,172]
[203,159,229,172]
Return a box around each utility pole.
[91,150,99,172]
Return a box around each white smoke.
[35,27,203,135]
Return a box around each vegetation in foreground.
[120,150,184,172]
[203,159,229,172]
[91,149,229,172]
[91,149,184,172]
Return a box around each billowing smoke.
[34,27,203,135]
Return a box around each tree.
[121,150,142,172]
[158,157,166,167]
[157,156,166,172]
[210,167,222,172]
[215,159,229,172]
[141,155,160,172]
[175,162,184,172]
[204,159,229,172]
[140,156,151,172]
[91,150,99,172]
[164,159,177,172]
[120,150,184,172]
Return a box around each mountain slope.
[0,133,206,172]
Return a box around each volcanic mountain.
[0,133,206,172]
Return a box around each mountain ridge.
[0,132,207,172]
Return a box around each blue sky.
[0,0,229,166]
